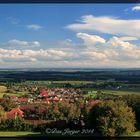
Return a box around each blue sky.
[0,4,138,42]
[0,4,140,68]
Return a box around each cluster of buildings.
[2,87,100,120]
[10,88,82,104]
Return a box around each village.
[10,88,82,104]
[0,75,137,136]
[0,79,139,136]
[0,86,100,123]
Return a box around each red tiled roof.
[40,89,48,97]
[11,96,17,98]
[18,98,28,102]
[53,97,59,101]
[6,107,24,119]
[46,97,59,101]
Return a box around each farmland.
[0,68,139,137]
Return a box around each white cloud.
[119,36,138,41]
[26,24,43,31]
[3,39,40,49]
[132,4,140,11]
[77,33,106,47]
[65,15,140,38]
[0,33,140,68]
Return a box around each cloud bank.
[0,33,140,68]
[1,14,140,68]
[65,15,140,38]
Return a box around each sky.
[0,4,140,68]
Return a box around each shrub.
[122,94,140,128]
[3,117,25,131]
[0,99,17,111]
[88,100,136,136]
[0,106,7,123]
[45,101,81,122]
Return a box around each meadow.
[0,132,41,137]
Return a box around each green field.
[102,89,140,95]
[0,131,41,137]
[52,80,94,84]
[131,131,140,136]
[83,89,140,99]
[0,86,7,92]
[0,131,140,137]
[0,92,29,98]
[84,88,140,95]
[16,80,95,85]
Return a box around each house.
[18,97,28,103]
[11,96,18,101]
[40,89,48,97]
[42,100,50,104]
[6,106,24,119]
[53,97,59,101]
[28,98,34,103]
[46,97,59,102]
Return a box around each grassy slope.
[131,131,140,136]
[0,131,41,137]
[0,131,140,137]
